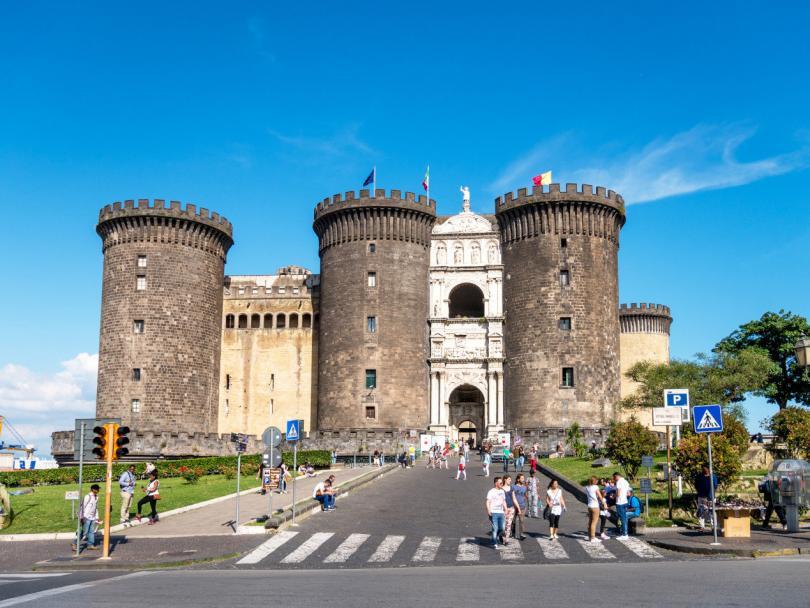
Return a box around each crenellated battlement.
[619,302,671,316]
[313,189,436,220]
[619,303,672,334]
[495,183,625,213]
[98,198,233,237]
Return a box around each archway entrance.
[448,384,485,447]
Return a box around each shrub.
[674,432,742,492]
[221,466,237,480]
[565,422,588,458]
[768,407,810,459]
[179,466,201,484]
[604,418,659,480]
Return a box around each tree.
[714,310,810,410]
[768,407,810,458]
[675,432,743,493]
[565,422,587,458]
[604,418,659,480]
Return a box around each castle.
[52,183,672,461]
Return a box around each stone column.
[430,372,439,425]
[497,372,504,426]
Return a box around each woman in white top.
[482,449,492,478]
[545,479,566,539]
[585,476,607,542]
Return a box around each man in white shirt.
[313,479,335,511]
[613,472,631,539]
[485,477,507,549]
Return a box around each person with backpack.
[72,484,100,552]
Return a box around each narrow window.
[263,313,273,328]
[561,238,567,249]
[293,287,300,295]
[270,399,274,414]
[131,399,141,413]
[289,313,299,328]
[559,317,572,330]
[367,316,377,333]
[251,314,260,329]
[367,272,377,287]
[136,275,147,291]
[225,314,235,329]
[238,314,248,329]
[278,287,286,294]
[559,270,570,287]
[137,254,147,268]
[368,243,376,254]
[225,374,231,390]
[132,368,141,381]
[302,313,312,328]
[270,374,275,391]
[225,399,230,415]
[276,313,286,329]
[365,406,377,420]
[562,367,575,387]
[365,369,377,389]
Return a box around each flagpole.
[426,164,430,205]
[373,165,376,198]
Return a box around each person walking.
[527,470,539,517]
[485,477,507,549]
[482,449,492,478]
[529,447,538,473]
[598,478,612,539]
[502,475,516,544]
[513,474,528,540]
[278,462,290,494]
[695,465,718,531]
[118,464,137,525]
[72,484,100,552]
[613,471,630,539]
[501,445,511,473]
[515,445,525,472]
[136,470,161,525]
[585,476,606,542]
[545,479,566,539]
[760,477,787,529]
[456,453,467,480]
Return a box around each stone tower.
[313,189,436,430]
[95,199,233,434]
[495,183,626,430]
[619,303,672,399]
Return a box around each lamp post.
[795,336,810,369]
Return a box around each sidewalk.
[646,525,810,557]
[123,465,383,538]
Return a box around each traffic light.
[92,425,111,460]
[114,425,130,460]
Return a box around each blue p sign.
[664,389,690,408]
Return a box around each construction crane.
[0,416,36,457]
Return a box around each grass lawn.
[2,473,261,535]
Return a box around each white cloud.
[489,125,810,205]
[0,353,97,456]
[269,125,376,158]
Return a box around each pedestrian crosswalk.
[236,531,664,568]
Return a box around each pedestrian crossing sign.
[693,404,723,434]
[286,419,301,442]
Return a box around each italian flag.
[422,166,430,191]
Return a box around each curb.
[536,462,588,503]
[646,537,804,558]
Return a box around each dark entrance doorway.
[448,384,485,447]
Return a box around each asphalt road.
[5,557,810,607]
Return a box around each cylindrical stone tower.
[95,199,233,434]
[495,183,626,430]
[619,303,672,400]
[313,189,436,430]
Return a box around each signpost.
[665,389,691,498]
[693,404,724,546]
[262,426,283,519]
[65,490,79,520]
[640,454,654,517]
[286,419,301,524]
[231,433,249,533]
[652,406,682,521]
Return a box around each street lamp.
[795,336,810,369]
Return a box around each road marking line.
[456,537,479,562]
[236,531,298,565]
[500,540,524,560]
[0,571,148,608]
[536,537,568,559]
[577,539,616,559]
[368,535,405,562]
[617,536,663,559]
[0,574,69,579]
[280,532,334,564]
[323,533,370,563]
[412,536,442,562]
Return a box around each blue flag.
[363,167,375,187]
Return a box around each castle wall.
[313,189,436,430]
[218,271,318,437]
[495,184,625,430]
[95,200,232,434]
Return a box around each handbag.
[542,505,550,520]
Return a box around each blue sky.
[1,2,808,455]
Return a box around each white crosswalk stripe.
[456,537,479,561]
[412,536,442,562]
[499,540,524,560]
[536,537,569,559]
[618,536,663,559]
[368,535,405,563]
[280,532,335,563]
[237,531,299,565]
[324,533,370,563]
[577,538,616,559]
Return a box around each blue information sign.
[693,404,723,434]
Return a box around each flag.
[363,167,376,187]
[532,171,553,186]
[422,166,430,192]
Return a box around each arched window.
[238,314,248,329]
[276,313,286,329]
[263,313,273,328]
[225,314,235,329]
[251,313,260,329]
[289,313,299,328]
[302,313,312,329]
[448,283,485,318]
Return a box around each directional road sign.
[693,404,724,434]
[286,419,301,442]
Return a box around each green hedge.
[0,450,331,488]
